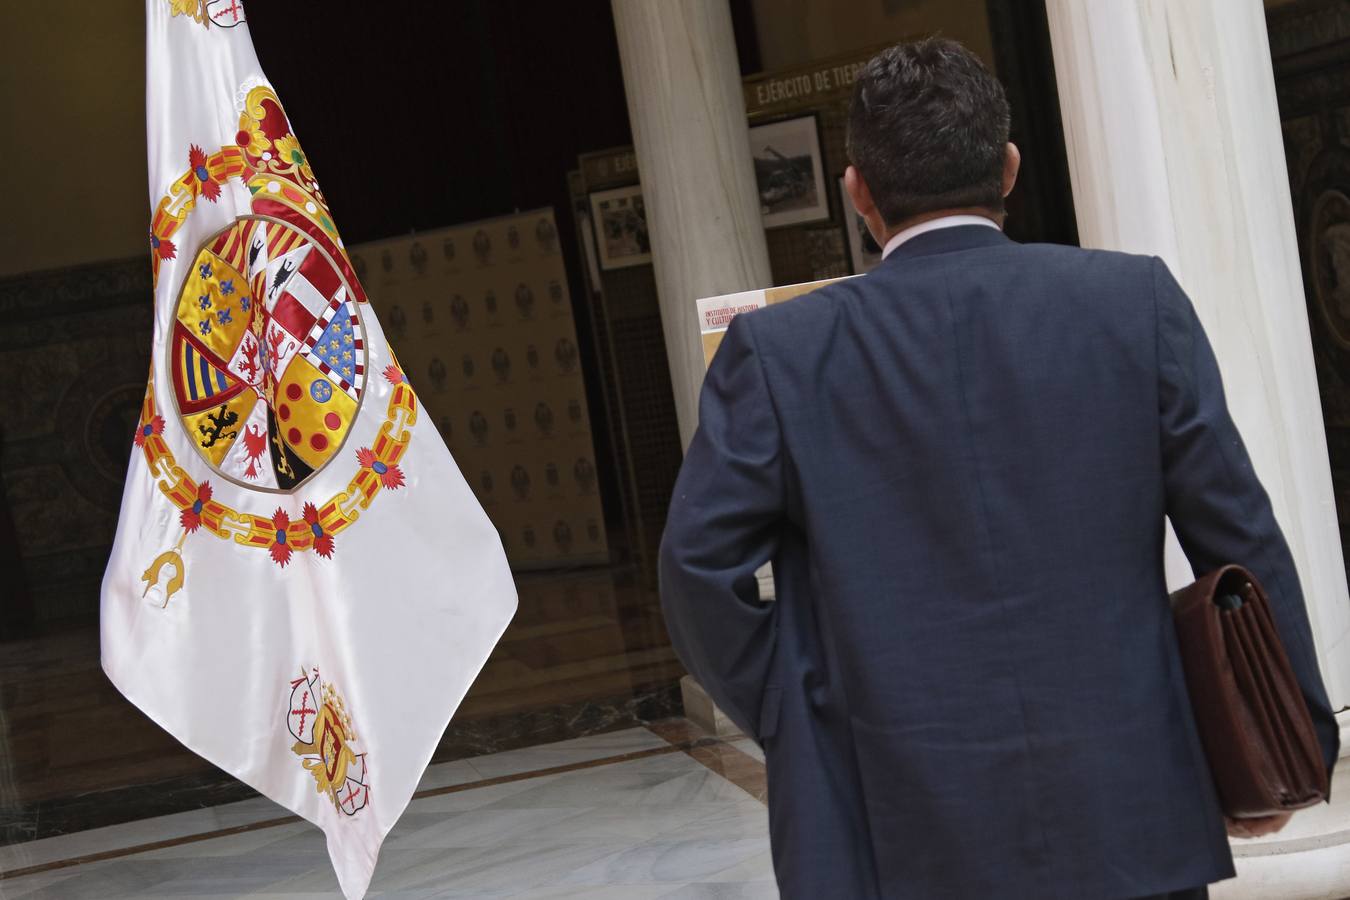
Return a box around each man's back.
[659,224,1338,898]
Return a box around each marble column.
[1045,0,1350,706]
[610,0,773,736]
[609,0,773,450]
[1046,2,1350,896]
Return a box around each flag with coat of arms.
[101,2,517,895]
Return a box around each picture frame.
[839,175,884,274]
[588,184,652,270]
[748,114,830,229]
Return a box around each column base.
[1212,711,1350,900]
[680,675,741,738]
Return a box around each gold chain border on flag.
[150,146,246,287]
[137,372,416,559]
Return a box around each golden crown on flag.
[167,0,247,30]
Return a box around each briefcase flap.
[1170,565,1328,818]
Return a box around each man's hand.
[1226,812,1293,839]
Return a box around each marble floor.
[0,724,777,899]
[0,565,686,843]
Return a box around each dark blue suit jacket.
[659,225,1339,899]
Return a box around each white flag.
[101,2,517,896]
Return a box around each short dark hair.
[847,38,1011,226]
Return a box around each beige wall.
[751,0,996,73]
[0,1,146,278]
[0,0,998,280]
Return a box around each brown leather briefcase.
[1171,564,1329,818]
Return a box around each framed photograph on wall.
[748,114,830,229]
[588,184,652,270]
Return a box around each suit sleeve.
[659,313,782,740]
[1154,257,1341,777]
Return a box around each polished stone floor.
[0,565,686,843]
[0,726,777,898]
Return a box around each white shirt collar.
[880,214,1001,259]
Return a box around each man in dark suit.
[659,38,1339,900]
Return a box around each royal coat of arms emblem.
[136,82,412,583]
[169,216,366,490]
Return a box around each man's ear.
[844,165,874,218]
[1002,142,1021,199]
[845,165,887,246]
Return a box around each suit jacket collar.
[881,223,1013,264]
